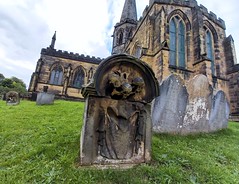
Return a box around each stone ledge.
[193,58,211,66]
[169,65,194,73]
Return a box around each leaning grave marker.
[209,90,230,131]
[80,54,159,167]
[152,74,188,133]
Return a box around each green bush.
[0,75,27,96]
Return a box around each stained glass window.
[169,16,186,68]
[169,19,177,66]
[73,67,85,88]
[49,65,63,85]
[205,30,215,75]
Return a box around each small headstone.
[152,74,188,133]
[6,91,20,106]
[36,86,55,105]
[182,75,213,134]
[209,90,229,131]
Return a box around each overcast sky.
[0,0,238,87]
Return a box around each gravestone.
[209,90,230,131]
[6,91,20,105]
[36,86,55,105]
[152,74,188,133]
[80,54,159,167]
[152,74,228,135]
[182,74,213,134]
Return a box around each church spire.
[120,0,137,23]
[112,0,138,54]
[50,31,56,49]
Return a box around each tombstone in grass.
[209,90,230,131]
[36,86,55,105]
[80,54,159,167]
[152,74,229,134]
[182,74,213,134]
[152,74,188,133]
[6,91,20,105]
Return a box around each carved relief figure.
[96,69,146,160]
[97,101,146,160]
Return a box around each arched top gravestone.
[6,91,20,106]
[92,54,159,102]
[80,54,159,167]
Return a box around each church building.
[28,0,239,120]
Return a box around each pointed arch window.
[169,16,186,68]
[73,67,85,88]
[117,31,123,45]
[49,65,63,85]
[205,28,215,75]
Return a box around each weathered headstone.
[6,91,20,105]
[80,54,159,167]
[36,86,55,105]
[209,90,230,131]
[182,74,213,134]
[152,74,188,133]
[152,74,228,135]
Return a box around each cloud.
[37,0,111,56]
[0,0,238,88]
[0,0,50,86]
[0,0,112,86]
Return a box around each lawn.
[0,100,239,184]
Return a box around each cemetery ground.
[0,100,239,184]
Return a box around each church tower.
[112,0,138,54]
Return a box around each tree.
[0,76,27,96]
[0,78,14,88]
[0,73,4,82]
[11,77,26,88]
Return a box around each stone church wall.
[29,0,239,120]
[29,48,101,100]
[123,0,235,118]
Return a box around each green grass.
[0,100,239,184]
